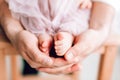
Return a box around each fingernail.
[67,52,74,60]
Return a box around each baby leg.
[54,32,74,56]
[38,33,53,55]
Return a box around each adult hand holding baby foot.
[65,2,115,63]
[37,2,115,74]
[0,0,116,75]
[29,1,115,74]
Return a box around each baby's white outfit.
[6,0,90,36]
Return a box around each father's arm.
[0,0,23,43]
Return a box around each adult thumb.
[65,44,82,63]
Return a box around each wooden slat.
[11,55,20,80]
[0,50,7,80]
[98,46,118,80]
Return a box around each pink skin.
[38,32,74,56]
[38,33,53,55]
[54,32,74,56]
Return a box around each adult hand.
[34,2,115,74]
[0,1,114,74]
[65,2,115,62]
[65,28,109,62]
[13,30,55,68]
[38,63,81,74]
[15,30,81,74]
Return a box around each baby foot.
[38,33,53,55]
[54,32,74,56]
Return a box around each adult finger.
[26,43,53,67]
[21,51,43,68]
[38,63,81,74]
[64,39,87,62]
[19,31,54,67]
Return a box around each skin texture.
[0,0,115,74]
